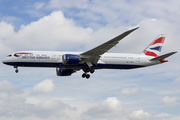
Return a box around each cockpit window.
[7,55,12,57]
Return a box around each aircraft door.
[137,57,140,63]
[51,53,57,61]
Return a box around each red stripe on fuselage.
[144,50,158,57]
[14,52,33,55]
[150,37,165,46]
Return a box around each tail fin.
[142,34,165,57]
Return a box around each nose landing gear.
[14,66,19,73]
[15,69,19,73]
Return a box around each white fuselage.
[2,28,175,78]
[2,51,161,70]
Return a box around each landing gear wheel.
[82,73,86,78]
[86,74,90,79]
[82,73,90,79]
[14,66,18,73]
[15,69,18,73]
[89,68,95,73]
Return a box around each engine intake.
[62,54,80,65]
[56,68,74,76]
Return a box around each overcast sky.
[0,0,180,120]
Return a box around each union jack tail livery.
[143,34,165,57]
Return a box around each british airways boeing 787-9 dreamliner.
[2,27,177,79]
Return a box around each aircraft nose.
[2,58,8,64]
[2,59,6,64]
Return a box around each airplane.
[2,27,177,79]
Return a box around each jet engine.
[62,54,80,65]
[56,68,74,76]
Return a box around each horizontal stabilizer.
[150,52,177,61]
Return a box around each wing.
[80,27,139,65]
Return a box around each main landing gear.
[82,68,95,79]
[14,66,19,73]
[82,73,90,79]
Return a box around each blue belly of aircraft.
[3,62,145,69]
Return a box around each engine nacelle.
[62,54,80,65]
[56,68,74,76]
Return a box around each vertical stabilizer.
[142,34,165,57]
